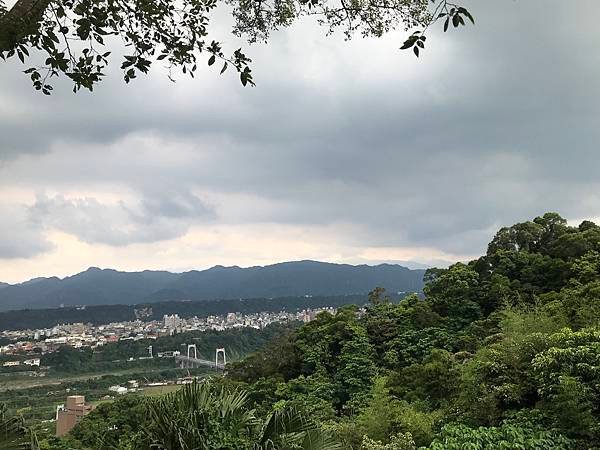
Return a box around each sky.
[1,1,600,284]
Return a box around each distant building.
[23,358,40,366]
[301,309,317,323]
[109,385,128,395]
[2,361,20,367]
[163,314,182,329]
[56,395,94,437]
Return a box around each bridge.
[175,345,227,370]
[175,355,225,369]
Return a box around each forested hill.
[0,260,424,311]
[41,212,600,450]
[217,212,600,449]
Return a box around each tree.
[425,421,573,450]
[333,322,377,412]
[255,406,342,450]
[0,0,474,94]
[386,349,459,409]
[66,395,147,450]
[360,433,415,450]
[423,263,482,327]
[530,327,600,440]
[368,287,389,305]
[138,381,341,450]
[0,404,39,450]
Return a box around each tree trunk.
[0,0,51,53]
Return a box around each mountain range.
[0,260,425,312]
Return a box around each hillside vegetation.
[9,212,600,450]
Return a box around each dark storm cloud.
[1,0,600,258]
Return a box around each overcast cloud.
[1,0,599,283]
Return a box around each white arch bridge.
[175,345,227,370]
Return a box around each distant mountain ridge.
[0,260,425,312]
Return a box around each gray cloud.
[27,191,214,246]
[0,205,54,258]
[1,0,600,266]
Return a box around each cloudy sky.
[1,0,599,283]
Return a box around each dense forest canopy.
[6,212,600,450]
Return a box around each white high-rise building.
[163,314,182,329]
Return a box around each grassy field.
[1,367,211,423]
[0,366,184,391]
[141,384,182,396]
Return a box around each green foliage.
[368,287,391,305]
[387,349,459,409]
[399,2,474,57]
[0,403,39,450]
[538,376,596,440]
[34,213,600,450]
[424,263,482,326]
[290,307,377,412]
[337,378,439,449]
[256,406,342,450]
[0,0,474,93]
[333,322,377,412]
[424,421,573,450]
[570,250,600,284]
[231,213,600,450]
[353,377,399,443]
[456,329,551,424]
[383,327,454,369]
[540,281,600,330]
[531,328,600,439]
[227,331,303,383]
[39,323,292,375]
[273,371,337,423]
[0,0,253,93]
[532,327,600,399]
[141,382,256,449]
[360,433,415,450]
[135,381,341,450]
[68,396,147,449]
[365,296,446,367]
[40,346,93,372]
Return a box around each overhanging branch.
[0,0,51,53]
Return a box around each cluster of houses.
[0,307,337,370]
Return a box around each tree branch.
[0,0,51,53]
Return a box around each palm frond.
[257,407,342,450]
[0,404,40,450]
[143,381,257,450]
